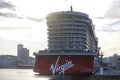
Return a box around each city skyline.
[0,0,120,57]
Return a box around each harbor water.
[0,69,90,80]
[0,69,119,80]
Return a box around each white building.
[17,44,29,61]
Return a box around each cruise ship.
[33,7,98,75]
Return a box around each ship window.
[85,57,90,64]
[60,56,66,59]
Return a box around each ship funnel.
[70,6,73,12]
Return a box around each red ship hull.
[34,55,94,75]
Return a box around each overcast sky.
[0,0,120,57]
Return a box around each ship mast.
[70,6,73,12]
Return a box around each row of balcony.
[48,33,86,38]
[47,22,88,27]
[48,39,86,42]
[48,27,87,33]
[48,45,87,51]
[46,12,89,21]
[48,31,86,36]
[47,18,90,24]
[48,36,86,41]
[49,41,86,45]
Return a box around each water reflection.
[0,69,92,80]
[34,74,91,80]
[1,69,119,80]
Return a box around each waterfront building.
[109,54,120,67]
[117,58,120,69]
[17,44,23,58]
[20,48,29,60]
[17,44,29,61]
[0,55,34,68]
[0,55,18,68]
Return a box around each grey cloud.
[95,17,106,19]
[0,26,31,30]
[0,12,44,22]
[27,17,44,22]
[0,0,15,10]
[0,12,23,18]
[105,0,120,19]
[97,25,115,32]
[98,29,116,32]
[0,0,44,22]
[98,20,120,32]
[107,20,120,26]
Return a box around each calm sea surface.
[1,69,119,80]
[0,69,91,80]
[0,69,50,80]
